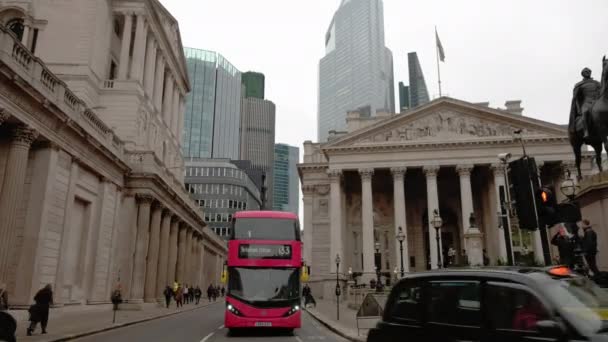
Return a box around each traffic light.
[507,157,540,230]
[557,202,582,223]
[536,186,559,226]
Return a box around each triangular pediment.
[324,97,567,148]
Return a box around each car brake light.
[547,266,571,277]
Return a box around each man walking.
[27,284,53,336]
[582,219,600,276]
[163,286,173,308]
[183,285,189,304]
[194,286,202,305]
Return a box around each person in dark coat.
[551,225,575,268]
[221,286,225,297]
[581,220,600,276]
[163,286,173,308]
[207,284,214,302]
[0,282,8,311]
[27,284,53,336]
[194,286,202,305]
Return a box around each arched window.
[7,18,24,41]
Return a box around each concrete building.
[299,97,596,299]
[318,0,395,142]
[240,72,275,209]
[184,159,262,239]
[273,144,300,214]
[407,52,430,109]
[0,1,226,309]
[182,47,242,160]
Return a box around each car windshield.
[545,277,608,334]
[233,218,299,241]
[228,267,300,305]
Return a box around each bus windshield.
[228,267,300,305]
[233,218,299,241]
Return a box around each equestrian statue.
[568,56,608,180]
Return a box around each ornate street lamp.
[374,242,382,292]
[396,226,406,278]
[335,254,341,321]
[431,209,443,269]
[560,170,578,201]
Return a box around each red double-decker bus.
[224,211,302,332]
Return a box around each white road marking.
[200,332,214,342]
[217,324,224,329]
[294,336,304,342]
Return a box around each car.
[367,266,608,342]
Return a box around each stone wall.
[577,170,608,271]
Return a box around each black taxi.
[367,266,608,342]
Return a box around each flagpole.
[435,26,443,97]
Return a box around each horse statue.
[569,57,608,180]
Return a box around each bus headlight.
[226,303,243,316]
[283,304,300,317]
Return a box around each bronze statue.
[568,61,608,180]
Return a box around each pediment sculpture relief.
[358,110,547,143]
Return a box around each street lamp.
[431,209,443,269]
[560,170,578,201]
[374,242,382,292]
[335,254,341,321]
[396,226,406,278]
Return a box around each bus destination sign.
[238,244,292,259]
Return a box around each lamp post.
[560,170,578,202]
[431,209,443,269]
[335,254,341,321]
[374,242,382,292]
[396,226,405,277]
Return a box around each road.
[74,302,349,342]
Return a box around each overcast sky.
[160,0,607,217]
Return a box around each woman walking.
[27,284,53,336]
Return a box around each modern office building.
[272,144,300,214]
[182,47,242,160]
[407,52,430,108]
[318,0,395,142]
[185,159,262,239]
[399,82,410,112]
[241,71,265,99]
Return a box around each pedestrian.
[0,282,8,311]
[27,284,53,336]
[163,286,173,308]
[183,285,189,304]
[447,247,456,266]
[221,286,225,297]
[213,286,218,301]
[581,219,601,276]
[190,286,195,303]
[194,286,202,305]
[207,284,213,302]
[303,285,316,308]
[175,286,183,308]
[483,249,490,266]
[551,224,575,268]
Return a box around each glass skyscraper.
[241,72,265,100]
[407,52,430,108]
[272,144,299,214]
[398,82,410,112]
[318,0,395,142]
[182,47,241,159]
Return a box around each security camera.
[498,153,512,162]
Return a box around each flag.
[436,28,445,62]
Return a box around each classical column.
[0,124,37,284]
[118,12,133,80]
[162,74,175,126]
[21,25,30,47]
[184,228,193,285]
[457,165,475,250]
[302,185,315,265]
[144,202,163,302]
[391,167,409,273]
[166,217,179,286]
[130,13,148,83]
[143,37,158,98]
[171,88,180,136]
[424,166,441,269]
[176,226,188,283]
[359,168,375,279]
[131,194,153,302]
[153,56,165,112]
[177,99,185,142]
[490,164,509,262]
[327,169,343,274]
[156,209,172,300]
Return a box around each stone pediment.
[324,98,567,148]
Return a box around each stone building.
[0,1,226,309]
[299,97,596,299]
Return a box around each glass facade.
[318,0,395,142]
[182,47,242,159]
[407,52,430,109]
[272,144,299,214]
[399,82,410,112]
[241,71,265,99]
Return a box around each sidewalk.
[306,298,367,342]
[7,298,222,342]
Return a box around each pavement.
[8,297,354,342]
[305,299,368,342]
